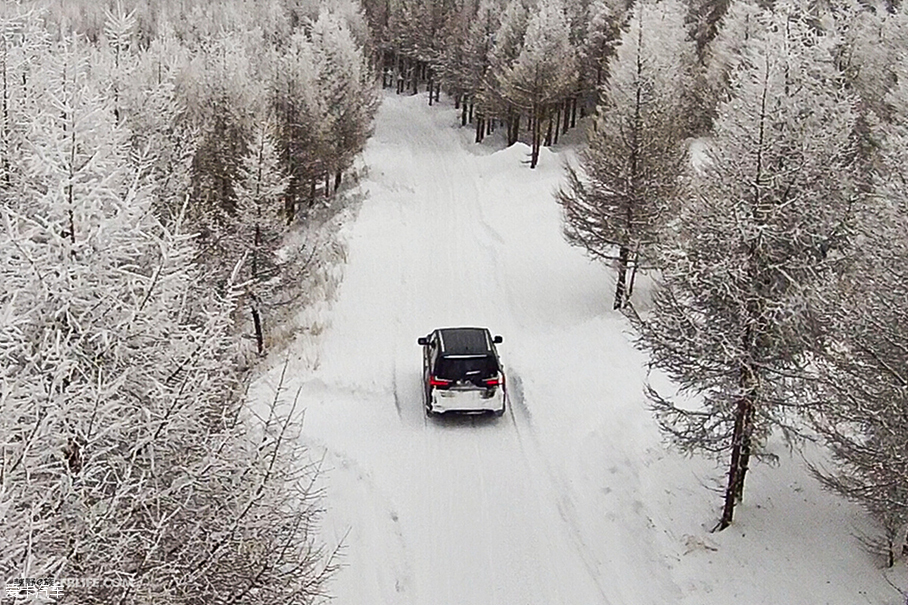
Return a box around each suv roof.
[437,327,493,356]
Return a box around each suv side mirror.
[417,337,429,346]
[493,335,503,344]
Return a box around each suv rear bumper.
[428,387,505,415]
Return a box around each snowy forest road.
[249,92,685,605]
[251,91,905,605]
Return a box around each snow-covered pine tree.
[833,0,908,123]
[581,0,627,93]
[704,0,763,107]
[688,0,734,61]
[411,0,454,82]
[434,1,471,104]
[688,0,766,137]
[558,0,692,308]
[455,0,498,109]
[0,28,333,603]
[635,4,859,530]
[271,31,329,217]
[828,0,908,193]
[489,0,529,83]
[487,0,529,142]
[232,118,289,355]
[122,26,197,224]
[310,7,379,195]
[100,3,138,124]
[0,5,47,193]
[185,31,254,270]
[496,0,577,167]
[387,0,425,59]
[809,66,908,566]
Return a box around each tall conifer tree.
[559,0,692,307]
[635,4,859,530]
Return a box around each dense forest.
[0,0,376,602]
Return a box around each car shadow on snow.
[426,411,506,430]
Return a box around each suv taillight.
[429,376,450,388]
[484,375,501,387]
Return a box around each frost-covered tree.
[635,5,860,530]
[100,4,138,123]
[559,0,692,308]
[488,0,529,83]
[232,119,289,355]
[810,71,908,566]
[487,0,530,142]
[271,32,330,217]
[453,0,500,124]
[0,6,46,192]
[690,0,765,134]
[311,7,379,195]
[497,0,577,167]
[581,0,627,92]
[0,29,334,604]
[183,31,255,266]
[688,0,734,60]
[833,0,908,122]
[122,26,196,223]
[704,0,763,106]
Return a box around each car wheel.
[424,385,437,417]
[493,403,505,418]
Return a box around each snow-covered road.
[252,93,900,605]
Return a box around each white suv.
[417,327,506,417]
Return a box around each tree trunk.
[462,97,468,126]
[552,105,561,145]
[626,250,639,300]
[285,196,295,224]
[571,96,578,127]
[530,105,541,169]
[613,245,629,309]
[251,304,264,356]
[334,170,342,192]
[253,223,261,279]
[475,115,484,143]
[1,47,9,188]
[735,405,754,502]
[717,388,754,531]
[563,98,571,134]
[508,109,519,146]
[67,122,76,244]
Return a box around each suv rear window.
[435,355,499,381]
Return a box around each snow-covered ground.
[251,92,905,604]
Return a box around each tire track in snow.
[505,372,613,602]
